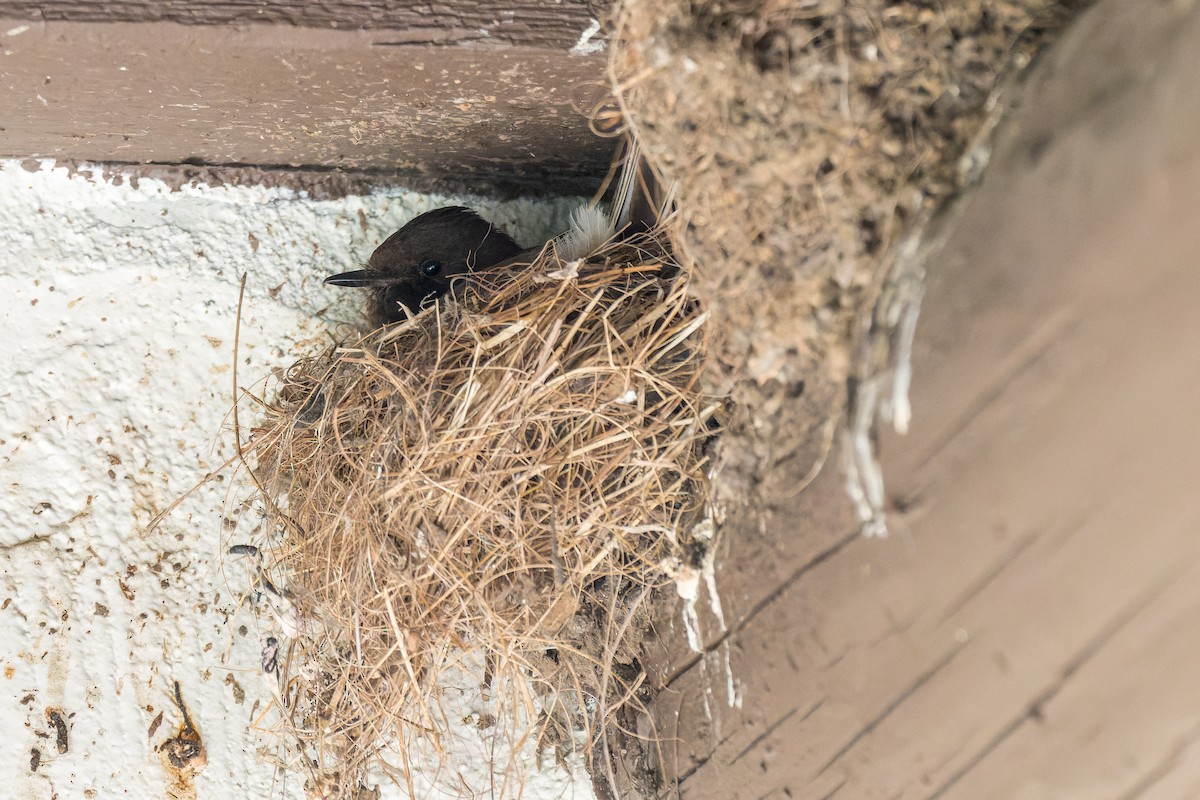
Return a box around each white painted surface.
[0,160,594,799]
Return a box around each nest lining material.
[247,228,713,789]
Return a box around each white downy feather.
[553,139,644,262]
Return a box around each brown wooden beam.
[0,1,599,48]
[0,17,611,194]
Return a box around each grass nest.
[243,226,715,797]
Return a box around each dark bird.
[324,206,525,327]
[325,142,660,327]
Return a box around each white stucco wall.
[0,160,594,799]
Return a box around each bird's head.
[325,206,522,325]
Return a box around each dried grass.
[242,229,714,797]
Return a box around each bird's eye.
[420,259,442,277]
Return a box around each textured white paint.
[0,160,594,799]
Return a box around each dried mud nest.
[243,229,715,796]
[609,0,1092,513]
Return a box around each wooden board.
[0,1,597,48]
[652,1,1200,797]
[0,17,611,194]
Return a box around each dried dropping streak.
[160,681,207,771]
[47,708,69,754]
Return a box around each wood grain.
[0,19,611,194]
[653,1,1200,797]
[0,1,599,48]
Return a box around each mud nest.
[244,229,714,795]
[609,0,1092,511]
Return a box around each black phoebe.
[326,142,656,326]
[324,206,525,327]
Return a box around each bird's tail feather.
[555,136,669,261]
[610,136,643,234]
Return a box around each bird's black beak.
[324,269,392,288]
